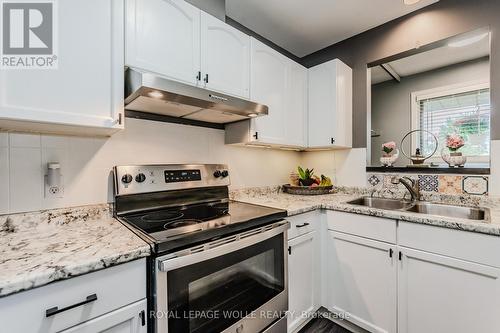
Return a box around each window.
[411,82,490,163]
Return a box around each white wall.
[299,148,367,188]
[0,118,301,214]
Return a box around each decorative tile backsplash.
[367,172,490,196]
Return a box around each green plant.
[297,166,314,180]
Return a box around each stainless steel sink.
[347,197,413,210]
[347,197,489,221]
[405,202,488,221]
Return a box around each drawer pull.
[45,294,98,317]
[295,223,310,228]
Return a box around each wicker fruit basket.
[282,184,333,195]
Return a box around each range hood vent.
[124,68,268,124]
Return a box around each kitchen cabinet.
[126,0,250,98]
[200,12,250,98]
[326,231,397,333]
[287,212,321,332]
[0,259,147,333]
[308,59,352,148]
[0,0,124,136]
[125,0,201,86]
[225,38,308,148]
[398,247,500,333]
[248,38,289,145]
[60,300,147,333]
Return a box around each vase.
[441,148,467,167]
[380,149,399,167]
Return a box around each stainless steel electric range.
[113,164,289,333]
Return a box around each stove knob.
[221,170,229,178]
[213,170,221,178]
[121,174,133,184]
[135,173,146,183]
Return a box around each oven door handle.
[158,220,289,272]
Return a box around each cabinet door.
[200,12,250,98]
[250,38,288,145]
[285,62,308,147]
[308,61,336,148]
[126,0,201,86]
[61,300,147,333]
[288,231,318,332]
[326,231,397,333]
[398,247,500,333]
[0,0,123,133]
[308,59,352,148]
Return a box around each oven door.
[154,221,288,333]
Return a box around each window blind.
[418,88,490,157]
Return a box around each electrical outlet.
[44,175,64,198]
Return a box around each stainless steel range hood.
[124,68,268,124]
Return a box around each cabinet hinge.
[117,113,123,125]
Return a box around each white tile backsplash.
[9,147,42,213]
[10,133,40,148]
[0,147,9,214]
[0,118,301,213]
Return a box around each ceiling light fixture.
[448,32,489,48]
[403,0,421,5]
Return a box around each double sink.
[347,197,489,221]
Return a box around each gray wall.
[370,58,489,166]
[301,0,500,148]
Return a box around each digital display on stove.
[164,169,202,183]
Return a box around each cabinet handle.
[295,222,310,228]
[196,71,201,81]
[288,246,292,255]
[139,310,146,326]
[45,294,97,317]
[399,251,402,261]
[253,132,258,140]
[204,74,209,83]
[389,248,393,258]
[331,138,335,144]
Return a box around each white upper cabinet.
[200,12,250,98]
[286,62,308,147]
[249,38,289,145]
[0,0,124,136]
[125,0,201,86]
[308,59,352,148]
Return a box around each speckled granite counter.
[230,186,500,237]
[0,205,150,298]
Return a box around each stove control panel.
[114,164,230,196]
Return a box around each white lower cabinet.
[325,212,500,333]
[398,247,500,333]
[60,300,147,333]
[0,259,147,333]
[287,212,321,332]
[326,231,397,333]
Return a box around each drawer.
[326,210,396,244]
[399,221,500,268]
[0,258,146,333]
[286,211,319,240]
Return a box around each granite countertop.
[231,187,500,237]
[0,205,150,298]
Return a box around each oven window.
[167,234,285,333]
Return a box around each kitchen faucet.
[391,176,421,202]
